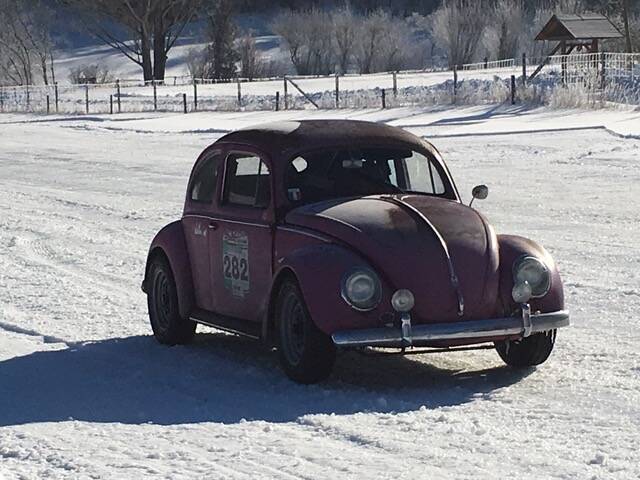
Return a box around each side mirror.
[470,185,489,207]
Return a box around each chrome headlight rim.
[512,255,551,299]
[341,267,382,312]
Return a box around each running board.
[189,309,261,340]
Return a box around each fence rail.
[1,53,638,114]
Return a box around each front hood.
[285,195,500,322]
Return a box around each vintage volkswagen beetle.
[142,120,569,384]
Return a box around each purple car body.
[143,120,569,382]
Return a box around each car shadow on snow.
[0,332,533,427]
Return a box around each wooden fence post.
[0,86,4,112]
[381,89,386,109]
[193,80,198,111]
[237,78,242,108]
[85,84,89,114]
[600,51,606,91]
[522,53,527,86]
[153,81,157,111]
[275,91,280,111]
[283,76,289,110]
[26,84,30,109]
[54,82,59,112]
[392,71,398,97]
[484,57,488,69]
[453,66,458,102]
[110,95,114,114]
[116,79,121,113]
[511,75,516,105]
[183,93,188,114]
[46,95,50,114]
[335,75,340,108]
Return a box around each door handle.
[208,221,218,231]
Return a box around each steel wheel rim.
[281,291,306,366]
[152,270,172,332]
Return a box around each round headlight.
[341,269,381,311]
[513,256,550,298]
[391,289,415,313]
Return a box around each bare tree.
[0,0,56,86]
[238,31,265,80]
[488,0,524,60]
[272,8,334,75]
[430,0,489,67]
[332,6,357,74]
[63,0,203,82]
[355,10,388,74]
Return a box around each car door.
[208,149,274,324]
[182,148,224,312]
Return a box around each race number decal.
[222,231,250,298]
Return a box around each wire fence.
[1,53,639,114]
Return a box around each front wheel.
[276,280,336,384]
[495,330,556,367]
[147,256,196,345]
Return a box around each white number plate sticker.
[222,231,249,298]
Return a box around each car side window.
[223,153,271,208]
[190,151,222,203]
[403,151,445,195]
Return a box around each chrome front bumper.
[331,307,570,348]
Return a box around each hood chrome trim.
[378,195,465,317]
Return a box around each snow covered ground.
[1,105,639,479]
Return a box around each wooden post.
[153,81,157,111]
[600,51,606,91]
[183,93,188,114]
[392,71,398,96]
[46,95,50,114]
[275,91,280,111]
[561,40,567,85]
[85,85,89,114]
[484,57,488,69]
[381,89,386,109]
[193,80,198,111]
[0,86,4,112]
[54,82,59,112]
[237,78,242,108]
[453,66,458,102]
[116,79,121,113]
[511,75,516,105]
[522,53,527,86]
[335,75,340,108]
[283,76,288,110]
[110,95,114,114]
[26,84,30,109]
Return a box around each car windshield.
[285,146,451,206]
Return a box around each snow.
[1,105,639,479]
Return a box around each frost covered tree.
[0,0,57,86]
[430,0,489,67]
[332,6,357,74]
[238,31,264,80]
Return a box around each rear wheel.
[148,256,196,345]
[495,330,556,367]
[276,280,336,384]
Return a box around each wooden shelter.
[530,14,623,81]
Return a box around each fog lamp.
[391,289,415,313]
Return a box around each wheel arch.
[142,220,195,319]
[262,266,299,347]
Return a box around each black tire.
[276,280,336,384]
[147,255,196,345]
[495,330,556,367]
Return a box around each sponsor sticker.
[222,231,250,298]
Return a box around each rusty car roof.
[216,120,435,159]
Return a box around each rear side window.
[223,153,271,208]
[190,151,221,203]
